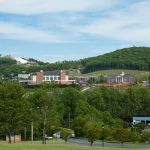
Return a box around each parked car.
[45,134,53,140]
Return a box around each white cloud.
[0,22,69,43]
[0,0,150,44]
[74,0,150,42]
[0,0,120,15]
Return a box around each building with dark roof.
[32,70,75,84]
[107,72,134,84]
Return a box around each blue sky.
[0,0,150,62]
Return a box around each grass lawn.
[0,141,150,150]
[67,69,149,79]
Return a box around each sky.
[0,0,150,62]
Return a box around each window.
[44,76,49,81]
[54,76,58,80]
[50,76,53,80]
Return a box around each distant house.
[142,81,150,87]
[18,74,30,79]
[74,76,90,84]
[15,57,29,65]
[107,72,134,84]
[15,57,38,66]
[31,70,75,85]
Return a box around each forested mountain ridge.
[81,47,150,73]
[1,47,150,78]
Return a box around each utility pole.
[102,125,105,147]
[42,112,46,144]
[24,127,27,141]
[68,112,71,128]
[31,121,33,143]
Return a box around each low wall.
[6,135,21,143]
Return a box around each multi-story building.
[107,72,134,84]
[31,70,74,84]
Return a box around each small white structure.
[15,57,29,64]
[18,74,30,79]
[133,117,150,125]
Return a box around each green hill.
[81,47,150,73]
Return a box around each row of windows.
[44,76,60,81]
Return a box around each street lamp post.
[31,120,33,143]
[30,108,34,143]
[102,124,105,147]
[30,106,39,143]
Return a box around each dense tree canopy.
[0,81,150,143]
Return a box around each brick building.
[32,70,74,84]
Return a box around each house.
[74,76,97,84]
[31,70,75,85]
[107,72,134,84]
[74,76,90,84]
[15,57,38,66]
[18,74,30,79]
[142,81,150,87]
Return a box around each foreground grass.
[0,141,150,150]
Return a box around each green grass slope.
[67,69,149,81]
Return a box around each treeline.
[0,57,16,65]
[0,58,81,78]
[0,82,150,144]
[1,47,150,78]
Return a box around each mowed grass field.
[0,141,150,150]
[67,69,149,79]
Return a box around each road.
[68,138,150,148]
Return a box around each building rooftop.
[44,70,61,76]
[133,117,150,121]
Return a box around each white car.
[45,135,53,140]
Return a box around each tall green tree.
[28,88,59,144]
[84,121,100,146]
[0,82,26,143]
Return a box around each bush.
[134,123,145,132]
[141,132,150,143]
[115,129,129,146]
[60,128,72,143]
[129,131,141,143]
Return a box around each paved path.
[68,138,150,148]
